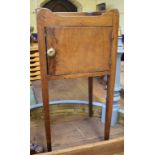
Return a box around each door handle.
[47,48,56,57]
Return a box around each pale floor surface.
[31,114,124,152]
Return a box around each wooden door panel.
[46,26,112,76]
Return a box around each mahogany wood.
[104,10,119,140]
[47,71,110,80]
[46,26,112,76]
[37,8,119,151]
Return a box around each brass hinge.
[111,32,114,40]
[109,59,112,66]
[44,28,47,37]
[109,32,114,66]
[44,32,46,37]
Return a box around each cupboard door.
[45,26,112,76]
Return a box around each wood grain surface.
[38,137,123,155]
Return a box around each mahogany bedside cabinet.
[37,8,119,151]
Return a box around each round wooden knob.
[47,48,56,57]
